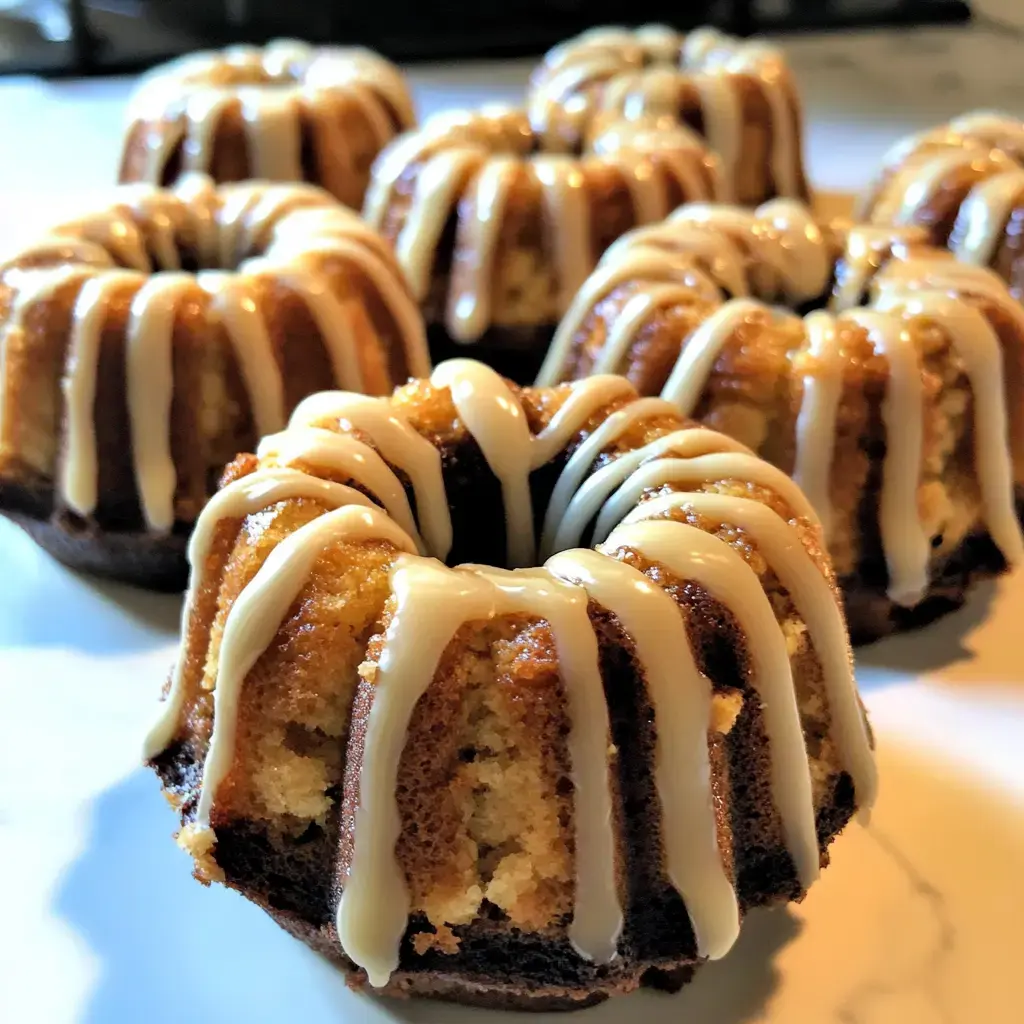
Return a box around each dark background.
[0,0,972,76]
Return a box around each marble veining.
[836,826,958,1024]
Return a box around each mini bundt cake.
[146,358,875,1009]
[119,41,414,209]
[538,200,1024,641]
[363,105,722,381]
[0,175,429,588]
[859,111,1024,299]
[527,24,809,205]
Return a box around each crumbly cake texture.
[859,111,1024,303]
[363,107,724,382]
[538,199,1024,643]
[0,176,429,588]
[149,362,874,1009]
[119,41,415,210]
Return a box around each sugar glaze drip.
[124,41,414,191]
[527,24,804,199]
[148,360,874,988]
[1,175,429,533]
[861,111,1024,280]
[539,199,1024,607]
[363,105,721,344]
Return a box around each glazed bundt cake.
[119,41,414,209]
[146,358,875,1009]
[0,175,429,588]
[363,105,722,381]
[538,200,1024,641]
[527,25,809,204]
[859,111,1024,299]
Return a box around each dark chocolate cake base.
[841,495,1023,645]
[0,475,188,591]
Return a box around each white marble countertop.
[2,10,1024,1024]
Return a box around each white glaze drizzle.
[338,558,620,985]
[528,24,804,200]
[537,249,722,387]
[537,198,828,388]
[4,176,429,529]
[257,427,427,554]
[590,449,819,546]
[246,257,367,393]
[591,284,699,375]
[364,105,719,343]
[449,157,518,342]
[532,156,594,312]
[143,466,384,758]
[123,42,413,195]
[289,390,453,559]
[194,505,418,829]
[431,359,536,567]
[602,519,820,887]
[543,428,761,558]
[547,198,1024,606]
[843,308,929,605]
[660,299,781,414]
[61,271,146,517]
[126,273,196,532]
[792,311,844,539]
[530,373,636,467]
[539,396,681,553]
[393,145,489,301]
[871,273,1024,568]
[619,491,876,814]
[199,271,286,438]
[151,362,874,989]
[0,265,105,461]
[693,72,743,197]
[863,111,1024,274]
[950,169,1024,267]
[546,547,740,959]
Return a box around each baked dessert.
[537,200,1024,642]
[0,175,429,589]
[119,41,414,209]
[859,111,1024,299]
[145,357,875,1009]
[527,24,809,205]
[363,105,723,382]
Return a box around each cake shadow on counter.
[57,739,1024,1022]
[56,768,798,1024]
[856,579,997,677]
[0,518,181,654]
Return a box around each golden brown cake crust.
[150,367,869,1008]
[526,25,810,203]
[118,43,415,209]
[0,177,429,588]
[540,200,1024,643]
[858,114,1024,302]
[363,107,723,379]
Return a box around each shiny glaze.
[122,40,414,200]
[528,24,805,200]
[363,106,722,343]
[0,175,429,532]
[540,199,1024,607]
[148,360,874,987]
